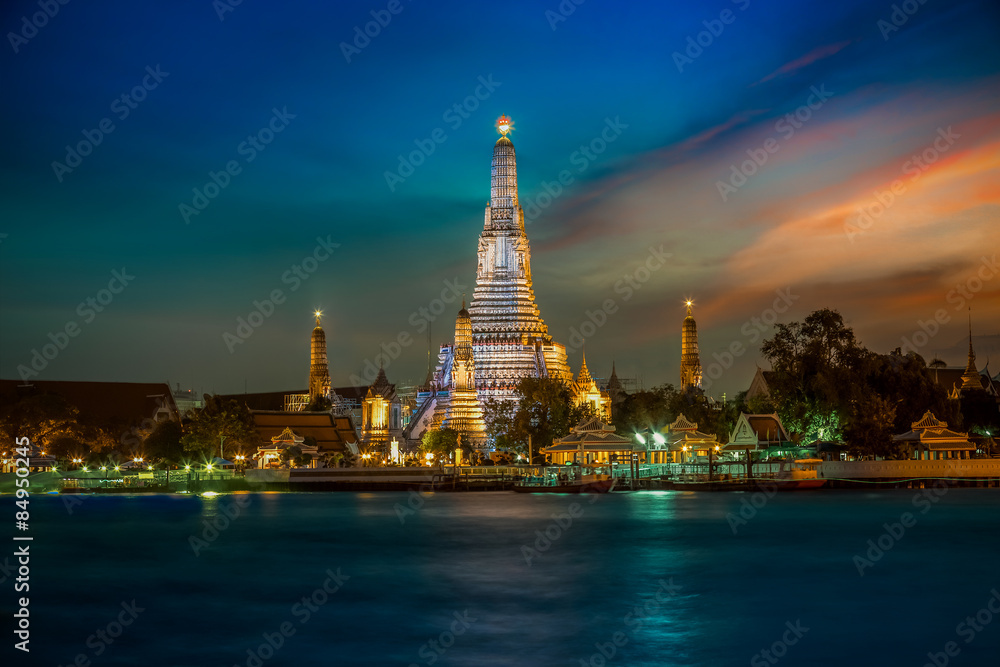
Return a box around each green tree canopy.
[760,308,867,442]
[421,428,459,460]
[180,395,257,461]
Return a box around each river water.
[11,489,1000,666]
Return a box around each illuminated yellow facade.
[573,353,611,419]
[361,366,401,456]
[441,302,487,448]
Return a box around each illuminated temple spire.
[680,300,702,391]
[960,309,981,391]
[442,300,487,447]
[466,116,572,401]
[573,350,611,418]
[309,310,331,399]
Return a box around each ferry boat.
[767,458,827,490]
[513,466,617,494]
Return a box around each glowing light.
[496,114,513,136]
[634,433,646,445]
[184,465,191,471]
[653,433,665,445]
[201,491,219,497]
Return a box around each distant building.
[893,411,975,460]
[0,379,178,438]
[604,362,627,416]
[680,301,702,392]
[171,383,204,416]
[746,367,774,402]
[309,311,332,401]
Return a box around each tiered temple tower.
[960,311,981,391]
[309,311,331,400]
[680,301,702,391]
[573,351,611,419]
[441,301,487,447]
[468,116,572,400]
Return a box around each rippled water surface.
[10,489,1000,666]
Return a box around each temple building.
[680,300,702,392]
[604,362,628,416]
[724,413,791,455]
[467,116,573,401]
[542,417,636,465]
[664,414,720,463]
[440,302,488,449]
[572,352,612,419]
[893,411,975,460]
[360,365,404,459]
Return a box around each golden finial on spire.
[496,115,513,136]
[314,310,323,326]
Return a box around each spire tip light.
[496,115,513,136]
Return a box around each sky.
[1,0,999,398]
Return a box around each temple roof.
[271,426,305,445]
[668,414,698,432]
[547,416,633,450]
[911,410,947,430]
[577,352,596,388]
[729,413,790,446]
[368,365,396,399]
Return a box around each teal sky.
[2,0,999,397]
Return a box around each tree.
[0,389,81,451]
[959,389,1000,437]
[181,395,257,461]
[144,420,185,464]
[843,392,901,459]
[421,428,459,460]
[611,383,675,434]
[306,395,332,412]
[510,377,587,455]
[760,308,867,442]
[481,398,517,451]
[480,377,585,455]
[280,445,302,468]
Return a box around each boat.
[765,458,827,490]
[513,466,617,494]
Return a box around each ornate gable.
[271,426,304,445]
[911,411,947,431]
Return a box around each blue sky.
[2,0,999,397]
